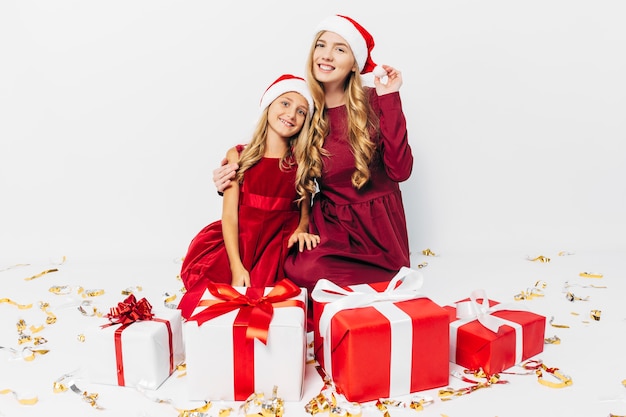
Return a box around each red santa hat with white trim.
[314,14,387,78]
[259,74,314,115]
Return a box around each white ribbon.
[311,267,425,396]
[449,289,526,367]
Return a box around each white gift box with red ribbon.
[83,305,185,390]
[183,281,307,401]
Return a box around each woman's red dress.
[283,90,413,297]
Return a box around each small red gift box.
[311,267,449,403]
[445,290,546,375]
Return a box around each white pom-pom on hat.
[372,65,387,78]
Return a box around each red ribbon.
[102,295,174,386]
[103,294,154,326]
[187,279,304,401]
[187,278,304,345]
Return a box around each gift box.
[182,279,307,401]
[83,295,185,390]
[445,290,546,375]
[311,267,450,403]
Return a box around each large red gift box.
[311,267,449,403]
[181,279,307,401]
[445,290,546,375]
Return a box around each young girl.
[179,74,320,317]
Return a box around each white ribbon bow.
[312,266,425,338]
[450,289,527,366]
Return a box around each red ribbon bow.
[104,294,154,326]
[188,279,303,345]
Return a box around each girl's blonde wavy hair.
[236,102,313,205]
[296,30,380,194]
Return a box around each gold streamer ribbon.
[163,292,178,309]
[121,286,143,295]
[1,346,49,361]
[376,396,433,413]
[521,360,572,388]
[549,316,570,328]
[0,388,38,405]
[579,272,603,278]
[566,292,589,302]
[0,298,33,309]
[240,386,284,417]
[77,300,103,317]
[438,370,506,400]
[39,301,57,325]
[135,383,212,416]
[53,372,103,409]
[514,281,546,301]
[527,255,550,263]
[24,268,58,281]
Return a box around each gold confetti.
[549,316,570,328]
[49,285,72,295]
[527,255,550,263]
[566,292,589,302]
[77,334,85,342]
[0,389,38,405]
[579,272,603,278]
[121,286,143,295]
[558,251,575,256]
[544,335,561,344]
[22,347,49,361]
[24,268,59,281]
[82,289,105,298]
[0,298,33,309]
[590,310,601,321]
[53,372,103,409]
[422,248,437,256]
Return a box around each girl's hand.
[231,265,251,287]
[374,65,403,95]
[288,231,321,252]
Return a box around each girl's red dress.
[180,149,300,293]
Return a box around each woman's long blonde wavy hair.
[235,103,313,205]
[296,30,380,194]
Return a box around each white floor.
[1,250,625,417]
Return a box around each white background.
[2,0,625,264]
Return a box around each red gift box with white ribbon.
[311,267,449,403]
[445,290,546,375]
[182,279,307,401]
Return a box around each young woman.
[213,15,414,311]
[179,74,320,310]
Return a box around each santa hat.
[259,74,314,115]
[314,14,386,77]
